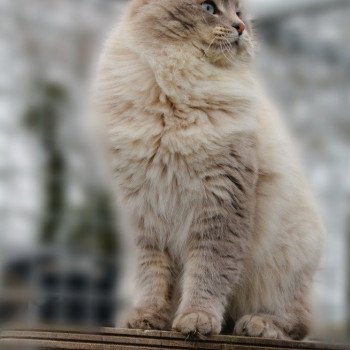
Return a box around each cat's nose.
[233,21,245,36]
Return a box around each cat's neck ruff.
[147,45,255,106]
[114,20,259,113]
[99,25,260,131]
[138,43,258,111]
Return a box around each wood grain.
[0,327,347,350]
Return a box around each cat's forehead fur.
[130,0,244,16]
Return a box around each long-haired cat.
[96,0,325,340]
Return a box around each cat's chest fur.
[108,101,256,253]
[110,106,237,197]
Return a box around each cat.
[95,0,325,340]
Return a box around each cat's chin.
[205,49,249,68]
[194,41,251,68]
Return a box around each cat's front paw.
[234,314,287,340]
[172,309,221,336]
[125,307,169,330]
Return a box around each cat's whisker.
[223,37,237,50]
[225,44,237,64]
[219,41,235,65]
[222,38,238,61]
[205,36,217,54]
[224,45,236,63]
[200,11,209,26]
[220,40,235,64]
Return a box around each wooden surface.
[0,327,348,350]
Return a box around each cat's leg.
[126,233,174,330]
[234,312,310,340]
[234,296,311,340]
[172,154,258,335]
[172,217,253,336]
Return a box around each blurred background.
[0,0,349,343]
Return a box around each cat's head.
[125,0,255,67]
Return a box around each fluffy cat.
[96,0,325,340]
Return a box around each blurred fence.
[0,0,349,341]
[0,248,118,326]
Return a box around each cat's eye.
[236,11,242,18]
[201,1,217,15]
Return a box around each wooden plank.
[0,339,299,350]
[0,328,347,350]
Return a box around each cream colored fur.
[95,0,325,340]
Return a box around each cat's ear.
[129,0,151,17]
[131,0,151,8]
[134,0,150,5]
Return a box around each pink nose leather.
[233,21,245,36]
